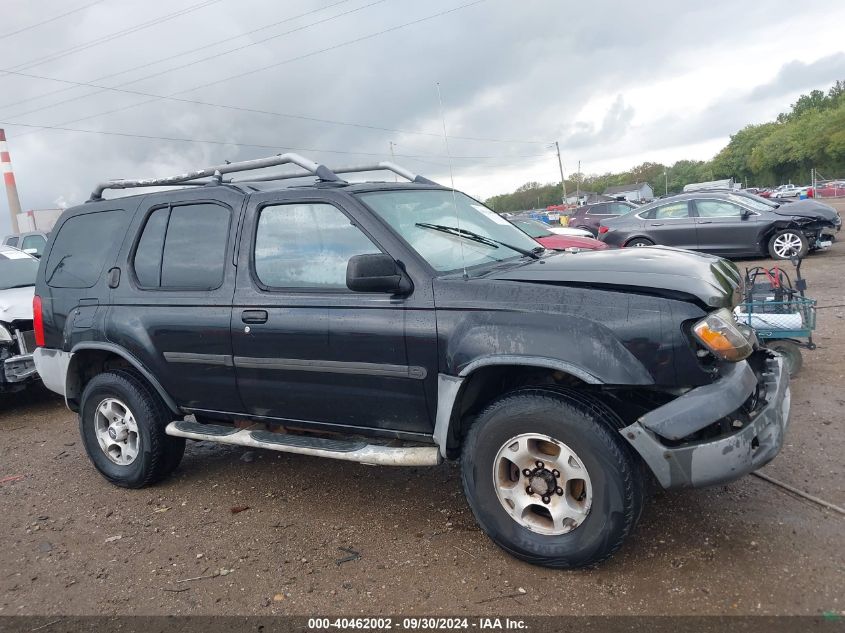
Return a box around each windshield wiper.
[415,223,540,259]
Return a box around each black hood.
[490,246,741,308]
[770,199,840,222]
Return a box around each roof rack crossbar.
[231,161,438,186]
[88,153,340,201]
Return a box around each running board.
[165,420,441,467]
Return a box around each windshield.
[728,193,776,211]
[0,251,38,290]
[512,219,552,238]
[358,190,541,272]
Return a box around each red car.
[511,218,609,251]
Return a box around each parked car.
[771,184,805,199]
[34,153,790,569]
[809,181,845,198]
[3,231,50,258]
[566,201,636,236]
[598,191,840,259]
[0,245,40,393]
[510,218,608,251]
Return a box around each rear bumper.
[33,347,71,397]
[1,353,38,387]
[621,353,790,489]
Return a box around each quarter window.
[254,203,380,289]
[132,203,230,290]
[46,210,128,288]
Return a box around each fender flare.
[433,355,604,458]
[68,342,180,414]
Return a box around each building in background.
[603,182,654,202]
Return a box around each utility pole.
[576,160,581,201]
[0,129,21,234]
[664,170,668,196]
[389,141,397,181]
[554,141,567,204]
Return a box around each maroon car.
[567,201,636,236]
[511,219,609,250]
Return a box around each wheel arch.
[67,342,180,414]
[434,357,603,459]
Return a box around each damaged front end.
[0,320,39,393]
[621,348,789,489]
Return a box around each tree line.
[485,81,845,213]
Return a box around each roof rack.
[88,153,437,201]
[230,161,437,186]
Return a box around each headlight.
[0,324,12,342]
[692,308,753,362]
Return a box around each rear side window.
[4,236,18,247]
[132,203,230,290]
[46,210,127,288]
[641,202,690,220]
[586,204,607,215]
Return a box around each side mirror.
[346,253,411,294]
[23,248,40,258]
[740,208,751,219]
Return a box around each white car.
[544,226,594,238]
[772,184,805,199]
[0,245,40,393]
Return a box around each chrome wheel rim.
[773,233,802,258]
[93,398,140,465]
[492,433,592,535]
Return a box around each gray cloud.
[0,0,841,235]
[749,52,845,101]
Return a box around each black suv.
[33,154,790,568]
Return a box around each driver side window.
[696,200,743,218]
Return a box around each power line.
[0,118,553,160]
[1,0,388,121]
[9,0,526,147]
[2,66,548,145]
[0,0,106,41]
[0,0,355,113]
[2,0,226,73]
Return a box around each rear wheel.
[576,225,596,237]
[625,237,654,248]
[768,230,808,260]
[460,389,644,568]
[80,370,185,488]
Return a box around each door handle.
[241,310,268,324]
[698,220,713,224]
[649,222,664,226]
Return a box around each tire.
[79,370,185,488]
[576,226,596,237]
[460,388,644,569]
[768,230,808,260]
[766,340,803,377]
[625,237,654,248]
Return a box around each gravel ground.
[1,240,843,617]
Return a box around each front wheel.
[460,389,644,568]
[625,237,654,248]
[768,230,808,260]
[766,340,803,377]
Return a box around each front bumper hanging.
[621,353,790,489]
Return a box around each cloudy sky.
[1,0,845,234]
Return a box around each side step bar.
[165,420,442,467]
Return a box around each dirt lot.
[1,240,843,617]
